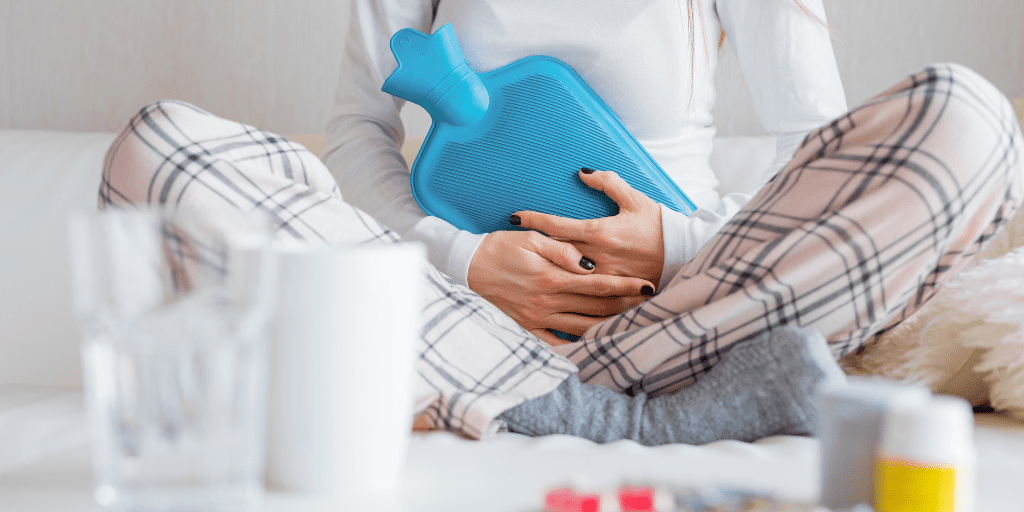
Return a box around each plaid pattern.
[555,64,1024,396]
[101,100,576,439]
[101,64,1023,438]
[159,219,229,295]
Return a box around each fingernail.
[509,214,521,226]
[641,285,655,296]
[580,167,596,174]
[579,256,595,270]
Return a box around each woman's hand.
[467,228,655,346]
[514,168,665,286]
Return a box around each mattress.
[0,130,776,390]
[2,385,1023,512]
[3,124,1023,511]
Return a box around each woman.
[100,0,1023,442]
[323,0,849,347]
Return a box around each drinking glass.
[69,208,275,512]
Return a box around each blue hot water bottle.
[381,23,697,235]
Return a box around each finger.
[513,210,590,241]
[530,328,572,347]
[558,294,647,316]
[537,293,640,317]
[579,168,647,212]
[546,312,609,336]
[526,232,597,274]
[412,411,435,431]
[562,273,656,298]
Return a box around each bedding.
[1,100,1024,509]
[107,67,1024,439]
[0,127,805,390]
[2,99,1020,392]
[1,384,1024,511]
[840,218,1024,418]
[840,99,1024,418]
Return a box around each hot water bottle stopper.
[382,23,697,235]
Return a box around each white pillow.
[0,130,116,386]
[841,209,1024,419]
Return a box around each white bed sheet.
[2,385,1023,512]
[4,129,1024,510]
[0,130,779,390]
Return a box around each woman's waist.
[639,130,720,210]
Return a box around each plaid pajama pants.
[101,64,1023,438]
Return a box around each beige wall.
[0,0,352,134]
[715,0,1024,135]
[2,0,1022,137]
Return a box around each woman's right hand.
[467,229,655,346]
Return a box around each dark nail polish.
[580,167,596,174]
[509,214,521,226]
[640,285,654,296]
[579,256,595,270]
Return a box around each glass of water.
[69,208,275,512]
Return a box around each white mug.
[265,242,424,509]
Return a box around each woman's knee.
[936,63,1004,103]
[101,100,212,208]
[917,63,1017,135]
[924,64,1024,211]
[900,64,1020,164]
[136,99,211,125]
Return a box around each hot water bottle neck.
[382,23,696,235]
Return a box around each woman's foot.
[500,326,848,445]
[642,325,850,443]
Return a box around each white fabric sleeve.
[754,130,810,190]
[404,217,487,286]
[716,0,848,137]
[322,0,485,286]
[658,194,750,290]
[716,0,843,186]
[657,0,849,286]
[657,127,803,287]
[718,0,848,189]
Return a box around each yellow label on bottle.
[875,457,957,512]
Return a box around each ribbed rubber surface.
[411,57,696,234]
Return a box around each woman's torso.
[432,0,724,208]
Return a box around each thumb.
[531,328,573,346]
[579,168,648,212]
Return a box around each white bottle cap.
[879,394,975,464]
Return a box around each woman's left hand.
[513,168,665,287]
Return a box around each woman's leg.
[554,63,1024,396]
[100,100,392,245]
[501,326,846,445]
[100,63,1021,445]
[101,100,578,439]
[101,100,855,445]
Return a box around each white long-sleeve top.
[323,0,848,289]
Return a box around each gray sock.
[499,326,847,446]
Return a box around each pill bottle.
[817,377,931,510]
[874,394,976,512]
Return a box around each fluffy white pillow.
[841,209,1024,419]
